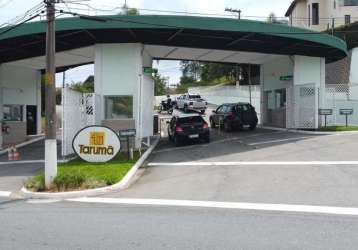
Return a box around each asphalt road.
[1,200,358,250]
[105,127,358,207]
[0,162,43,193]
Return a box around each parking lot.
[104,109,358,207]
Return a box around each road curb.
[20,136,160,200]
[260,126,358,135]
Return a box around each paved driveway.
[0,140,61,195]
[105,127,358,207]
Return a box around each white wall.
[95,43,142,123]
[0,64,42,135]
[0,64,40,106]
[294,56,322,86]
[140,50,154,138]
[262,56,293,91]
[350,48,358,84]
[94,43,154,141]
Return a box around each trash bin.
[153,115,159,134]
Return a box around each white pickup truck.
[176,94,208,114]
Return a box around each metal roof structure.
[0,14,348,67]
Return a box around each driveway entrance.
[104,129,358,207]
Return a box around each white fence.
[325,84,358,126]
[61,87,101,157]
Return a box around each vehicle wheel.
[174,136,181,147]
[210,119,216,128]
[249,123,257,131]
[224,121,231,132]
[184,105,188,113]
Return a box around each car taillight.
[203,123,209,129]
[176,126,184,133]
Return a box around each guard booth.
[0,15,348,151]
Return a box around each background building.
[286,0,358,84]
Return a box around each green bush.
[82,178,107,189]
[25,175,45,192]
[53,172,85,191]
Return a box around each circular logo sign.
[72,126,121,163]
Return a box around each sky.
[0,0,293,86]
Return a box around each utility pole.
[225,8,241,20]
[44,0,57,188]
[248,64,252,105]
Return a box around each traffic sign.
[340,109,353,115]
[143,67,158,75]
[279,75,293,81]
[319,109,333,116]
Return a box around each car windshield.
[178,116,204,124]
[189,95,201,99]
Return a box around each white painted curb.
[20,136,160,199]
[260,126,358,135]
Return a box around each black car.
[167,114,210,146]
[210,103,258,132]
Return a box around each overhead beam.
[127,29,137,40]
[226,33,256,47]
[164,48,178,58]
[195,50,214,60]
[167,29,184,42]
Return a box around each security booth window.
[105,96,133,119]
[3,105,23,121]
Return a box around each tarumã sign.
[72,126,121,163]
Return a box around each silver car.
[176,94,207,114]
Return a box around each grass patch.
[319,126,358,132]
[25,152,140,192]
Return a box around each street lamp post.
[44,0,57,188]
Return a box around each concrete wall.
[262,56,293,92]
[0,64,42,146]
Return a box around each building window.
[342,0,358,6]
[308,5,311,26]
[312,3,319,25]
[3,105,23,121]
[345,15,351,24]
[104,96,133,119]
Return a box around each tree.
[267,12,278,23]
[120,4,139,16]
[180,61,202,81]
[153,72,167,96]
[70,75,94,93]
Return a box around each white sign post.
[72,126,121,163]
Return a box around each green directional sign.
[280,75,293,81]
[143,67,158,75]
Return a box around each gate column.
[293,56,325,129]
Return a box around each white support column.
[259,64,265,125]
[0,66,3,149]
[94,43,154,149]
[293,55,324,129]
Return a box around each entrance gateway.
[0,15,347,153]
